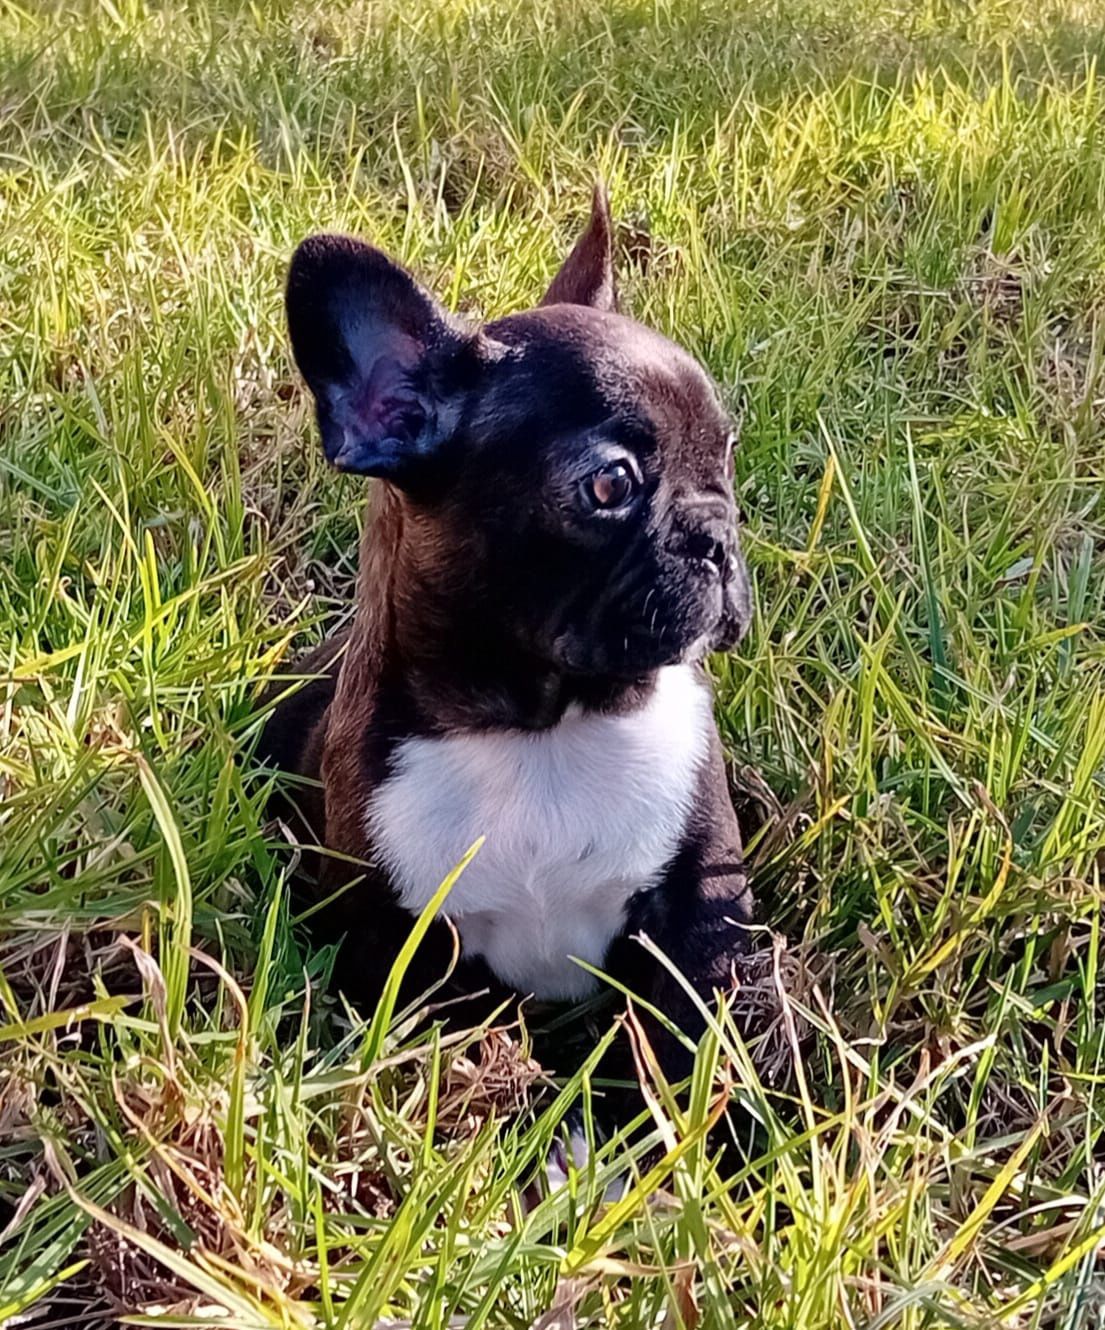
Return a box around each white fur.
[365,664,710,1000]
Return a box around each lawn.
[2,0,1104,1325]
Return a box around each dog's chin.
[547,621,720,681]
[709,573,753,655]
[708,609,750,656]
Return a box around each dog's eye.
[586,462,636,510]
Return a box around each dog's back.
[256,631,349,846]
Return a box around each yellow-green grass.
[2,0,1104,1325]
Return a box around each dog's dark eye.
[586,462,636,510]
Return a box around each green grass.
[2,0,1105,1324]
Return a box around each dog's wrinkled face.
[286,188,751,680]
[463,305,749,676]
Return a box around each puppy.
[262,186,755,1089]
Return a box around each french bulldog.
[261,186,756,1093]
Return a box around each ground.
[1,0,1104,1326]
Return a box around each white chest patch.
[365,665,711,1000]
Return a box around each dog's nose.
[683,529,729,571]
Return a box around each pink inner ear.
[350,352,425,443]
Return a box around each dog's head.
[286,187,751,682]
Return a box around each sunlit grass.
[1,0,1104,1324]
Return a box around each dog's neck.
[320,486,660,855]
[342,485,654,736]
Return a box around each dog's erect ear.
[286,235,476,483]
[539,183,617,313]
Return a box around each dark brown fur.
[260,187,757,1088]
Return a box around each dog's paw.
[544,1125,592,1192]
[541,1114,628,1206]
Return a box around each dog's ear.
[539,183,617,312]
[286,235,476,483]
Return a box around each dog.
[261,185,756,1099]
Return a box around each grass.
[1,0,1104,1323]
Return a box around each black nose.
[684,530,729,570]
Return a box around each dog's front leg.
[617,734,756,1090]
[312,858,518,1030]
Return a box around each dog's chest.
[365,665,710,1000]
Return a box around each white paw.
[545,1127,592,1191]
[544,1126,628,1203]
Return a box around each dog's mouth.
[551,616,724,679]
[711,563,753,653]
[551,631,686,680]
[532,540,752,682]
